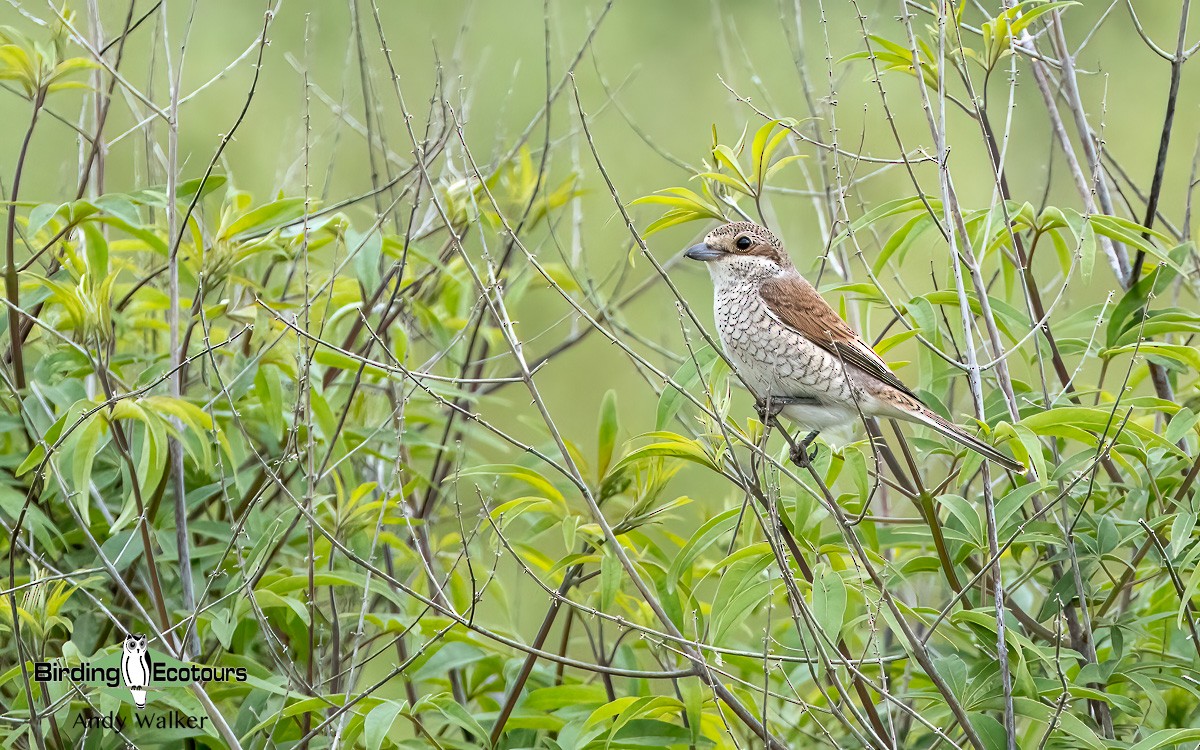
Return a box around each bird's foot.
[755,395,819,422]
[756,398,784,422]
[789,430,821,468]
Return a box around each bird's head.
[684,221,793,278]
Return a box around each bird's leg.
[789,430,821,467]
[756,395,785,422]
[755,395,819,422]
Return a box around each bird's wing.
[758,274,920,400]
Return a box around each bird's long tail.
[908,408,1025,473]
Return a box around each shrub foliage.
[1,2,1199,750]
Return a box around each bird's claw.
[756,398,784,422]
[789,442,819,467]
[789,430,822,468]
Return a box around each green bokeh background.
[1,1,1193,441]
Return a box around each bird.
[684,220,1023,473]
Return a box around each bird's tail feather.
[910,408,1024,473]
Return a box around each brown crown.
[707,221,791,266]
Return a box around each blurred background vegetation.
[1,1,1199,748]
[2,0,1198,436]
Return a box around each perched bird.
[684,221,1022,472]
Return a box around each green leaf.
[1104,341,1200,372]
[711,144,749,188]
[178,174,228,202]
[764,153,804,180]
[92,193,141,226]
[1020,405,1184,457]
[750,118,796,189]
[634,186,726,236]
[811,564,847,642]
[599,549,620,610]
[1010,697,1104,748]
[836,195,942,250]
[1169,512,1196,560]
[26,202,64,238]
[363,700,405,750]
[129,175,228,207]
[70,412,109,514]
[874,212,929,274]
[1078,217,1096,282]
[613,719,704,746]
[597,389,619,479]
[459,464,565,503]
[710,557,774,642]
[610,433,721,475]
[1127,729,1200,750]
[81,223,109,285]
[18,413,66,476]
[1165,407,1197,445]
[221,197,308,240]
[696,171,754,197]
[969,712,1007,750]
[430,693,489,744]
[642,208,707,236]
[1090,215,1186,275]
[584,695,681,731]
[1009,2,1079,36]
[681,680,704,746]
[538,261,581,293]
[349,227,383,290]
[668,507,742,587]
[254,364,284,440]
[656,345,720,430]
[522,684,609,711]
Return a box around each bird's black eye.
[735,236,752,251]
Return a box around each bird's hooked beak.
[684,243,723,262]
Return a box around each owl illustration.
[120,634,151,709]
